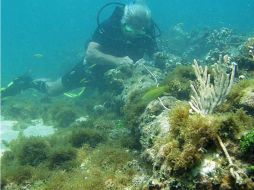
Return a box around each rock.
[120,59,165,103]
[200,159,217,177]
[240,86,254,112]
[93,104,105,114]
[139,96,178,161]
[75,116,89,122]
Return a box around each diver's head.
[121,2,152,37]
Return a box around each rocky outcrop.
[240,85,254,112]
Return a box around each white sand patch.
[1,117,55,156]
[23,119,55,137]
[0,119,20,155]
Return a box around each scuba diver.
[1,0,159,98]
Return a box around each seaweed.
[16,137,50,166]
[69,128,105,148]
[42,101,79,127]
[156,103,254,176]
[162,65,195,100]
[217,79,254,112]
[1,165,33,185]
[53,107,77,128]
[41,144,137,190]
[240,129,254,160]
[48,146,77,170]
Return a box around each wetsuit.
[61,6,157,91]
[2,6,157,97]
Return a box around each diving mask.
[122,24,146,37]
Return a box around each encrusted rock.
[120,59,165,103]
[139,96,178,152]
[240,86,254,111]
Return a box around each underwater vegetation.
[139,65,195,102]
[148,102,254,189]
[218,79,254,114]
[137,57,254,189]
[2,25,254,189]
[1,91,45,122]
[69,127,106,148]
[39,144,138,190]
[17,137,50,166]
[43,103,78,128]
[162,64,195,99]
[48,146,77,170]
[0,128,140,189]
[240,129,254,160]
[123,65,195,133]
[236,37,254,71]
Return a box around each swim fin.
[1,75,34,98]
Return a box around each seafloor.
[1,26,254,190]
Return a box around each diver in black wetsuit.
[1,1,158,98]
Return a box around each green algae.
[69,128,106,148]
[240,129,254,157]
[154,103,254,175]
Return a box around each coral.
[2,29,254,190]
[189,60,236,115]
[1,150,15,165]
[164,65,195,82]
[69,128,105,148]
[158,26,241,60]
[122,86,172,149]
[140,99,254,188]
[188,59,250,184]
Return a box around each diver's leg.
[1,75,35,97]
[1,60,90,98]
[61,60,92,91]
[0,75,52,98]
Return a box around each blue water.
[2,0,254,84]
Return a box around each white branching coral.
[189,60,247,184]
[189,59,236,115]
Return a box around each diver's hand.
[118,56,134,65]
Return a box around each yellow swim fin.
[64,87,86,98]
